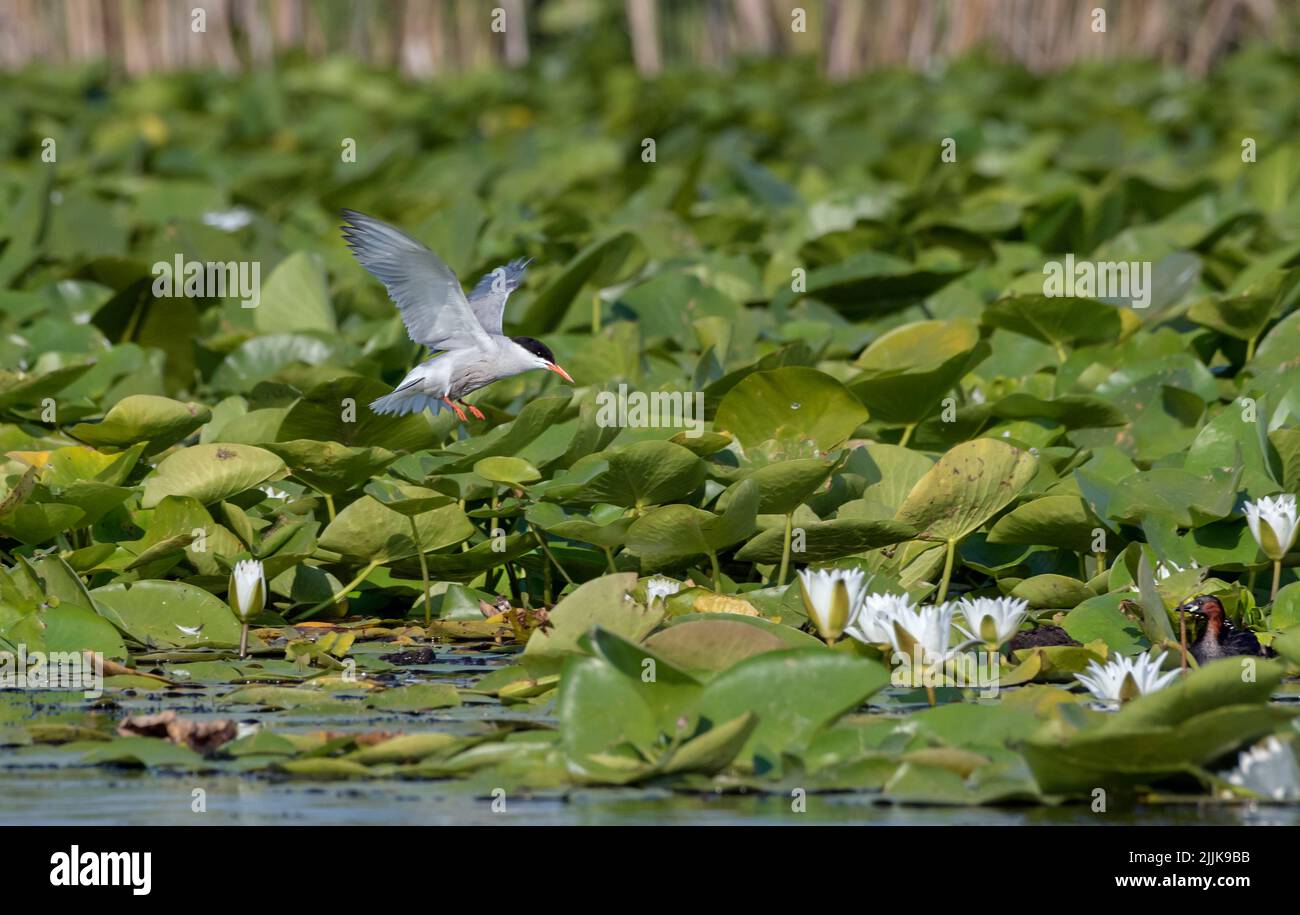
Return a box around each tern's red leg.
[443,397,468,422]
[460,401,485,421]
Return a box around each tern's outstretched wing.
[340,210,490,350]
[466,258,531,335]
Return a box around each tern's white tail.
[370,390,445,416]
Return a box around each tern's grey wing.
[340,210,489,350]
[466,257,531,335]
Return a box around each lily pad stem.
[533,530,573,585]
[936,538,957,604]
[323,493,336,522]
[1178,607,1189,676]
[305,559,381,618]
[1272,559,1282,601]
[408,516,433,626]
[239,622,249,659]
[777,511,793,587]
[709,551,722,592]
[898,423,916,448]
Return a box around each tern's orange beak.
[545,362,574,383]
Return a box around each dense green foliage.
[2,49,1300,807]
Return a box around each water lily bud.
[1244,494,1298,561]
[229,558,266,622]
[797,567,868,642]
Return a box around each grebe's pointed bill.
[546,362,574,383]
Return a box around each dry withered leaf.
[693,593,760,616]
[116,710,237,755]
[428,619,508,640]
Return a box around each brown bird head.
[1177,594,1225,623]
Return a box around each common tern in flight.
[340,209,573,422]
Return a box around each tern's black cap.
[511,336,556,363]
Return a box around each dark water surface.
[2,767,1296,825]
[3,639,1297,826]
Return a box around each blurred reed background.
[0,0,1294,79]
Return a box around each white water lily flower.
[260,484,290,501]
[1244,494,1298,561]
[1075,651,1180,707]
[645,576,681,606]
[797,567,869,642]
[1225,737,1300,801]
[957,596,1029,648]
[885,602,963,667]
[228,558,266,622]
[846,592,913,646]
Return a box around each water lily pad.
[987,494,1103,553]
[1107,466,1240,528]
[1008,574,1095,610]
[627,478,758,568]
[661,712,757,775]
[715,367,868,451]
[1062,594,1150,655]
[277,375,432,451]
[895,438,1039,542]
[91,579,244,648]
[81,736,204,770]
[473,455,542,486]
[39,604,128,660]
[643,619,789,673]
[362,478,453,516]
[524,573,662,663]
[696,649,890,761]
[556,654,659,765]
[525,502,633,550]
[318,496,474,563]
[735,517,916,563]
[0,363,95,411]
[68,394,210,455]
[983,295,1124,354]
[850,318,988,425]
[219,686,354,710]
[1025,703,1295,795]
[365,684,461,711]
[722,458,835,515]
[141,443,287,508]
[255,250,337,335]
[265,439,396,495]
[542,440,705,508]
[585,627,703,735]
[346,732,466,764]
